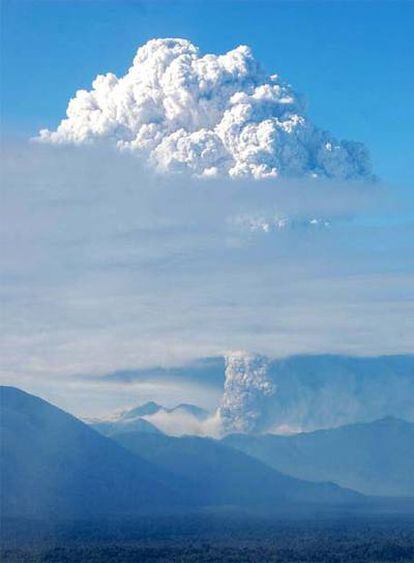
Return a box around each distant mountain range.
[223,417,414,497]
[90,401,210,437]
[120,401,210,421]
[92,354,414,435]
[1,386,367,520]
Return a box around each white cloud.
[38,38,371,180]
[142,409,223,438]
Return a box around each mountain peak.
[121,401,163,419]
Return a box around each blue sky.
[2,0,414,185]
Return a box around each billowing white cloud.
[38,38,371,180]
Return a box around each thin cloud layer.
[1,142,412,415]
[39,38,371,180]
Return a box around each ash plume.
[39,38,371,181]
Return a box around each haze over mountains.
[89,398,414,499]
[94,353,414,436]
[112,432,361,507]
[2,384,414,526]
[1,386,370,522]
[91,415,162,437]
[91,402,211,437]
[2,353,414,520]
[224,417,414,497]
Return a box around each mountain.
[1,386,366,521]
[223,417,414,497]
[120,401,209,421]
[91,401,211,437]
[121,401,163,419]
[91,416,162,437]
[111,431,363,508]
[87,354,414,436]
[0,386,188,519]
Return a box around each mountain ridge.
[112,431,364,507]
[223,416,414,496]
[0,386,190,519]
[1,386,368,520]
